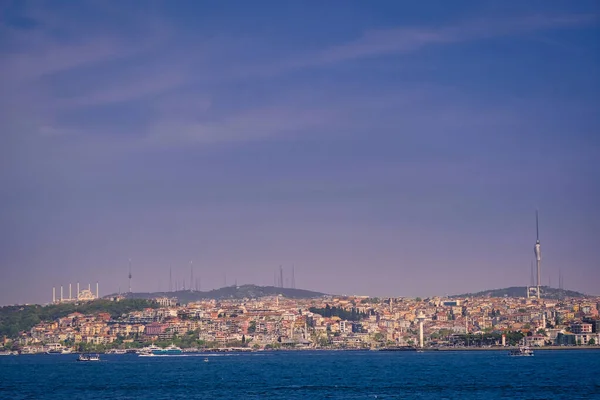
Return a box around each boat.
[0,350,18,356]
[137,344,183,356]
[137,344,162,355]
[77,353,100,362]
[46,348,72,355]
[509,346,534,356]
[378,346,417,352]
[106,349,127,355]
[204,357,209,362]
[152,344,183,355]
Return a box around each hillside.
[0,299,157,339]
[116,284,327,303]
[450,286,588,299]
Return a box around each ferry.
[46,348,72,355]
[152,344,183,355]
[77,353,100,362]
[508,346,534,356]
[137,344,162,355]
[137,344,183,356]
[106,349,127,355]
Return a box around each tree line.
[0,299,158,339]
[309,304,368,321]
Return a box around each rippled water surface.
[1,350,599,399]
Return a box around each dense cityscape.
[2,286,599,355]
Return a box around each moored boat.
[46,348,72,355]
[509,346,534,356]
[107,349,127,355]
[77,353,100,362]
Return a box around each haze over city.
[1,1,598,306]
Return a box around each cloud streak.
[1,5,596,150]
[254,13,598,74]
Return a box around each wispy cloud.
[274,13,598,70]
[0,3,596,151]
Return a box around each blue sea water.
[1,350,599,399]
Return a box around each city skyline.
[1,1,599,305]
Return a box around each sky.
[1,1,599,305]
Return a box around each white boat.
[137,344,162,355]
[153,344,183,355]
[46,348,72,355]
[0,350,18,356]
[509,346,534,356]
[137,344,184,356]
[107,349,127,355]
[77,353,100,362]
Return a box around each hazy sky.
[1,1,599,305]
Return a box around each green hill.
[450,286,588,299]
[0,299,157,339]
[117,284,326,303]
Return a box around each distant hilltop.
[450,286,588,299]
[112,284,327,303]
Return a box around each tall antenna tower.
[190,261,194,292]
[530,261,534,287]
[291,265,296,289]
[128,258,132,293]
[279,265,284,288]
[534,211,542,299]
[559,269,563,290]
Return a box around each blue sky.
[1,1,598,305]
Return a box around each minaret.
[69,283,72,301]
[128,258,132,293]
[96,282,99,299]
[534,211,542,299]
[541,311,546,330]
[417,311,426,348]
[77,282,80,300]
[169,266,172,292]
[60,286,63,302]
[53,287,56,303]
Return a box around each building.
[571,323,592,334]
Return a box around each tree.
[588,338,596,345]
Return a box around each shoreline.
[424,346,600,351]
[9,346,600,355]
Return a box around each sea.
[1,350,599,399]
